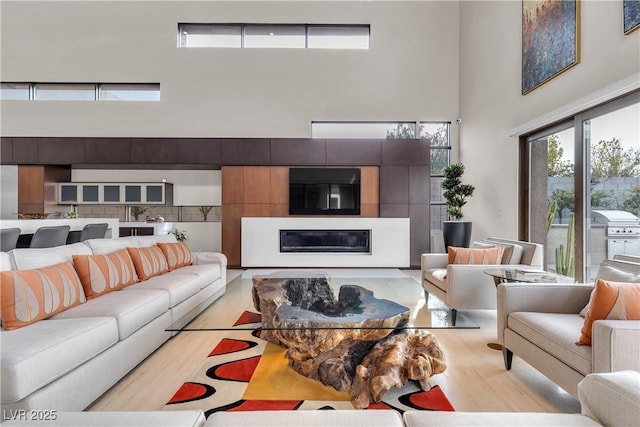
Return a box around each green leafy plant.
[172,228,188,242]
[199,206,213,221]
[130,206,148,221]
[441,163,475,220]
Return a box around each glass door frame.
[519,89,640,283]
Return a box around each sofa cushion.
[403,411,599,426]
[472,240,515,264]
[1,411,206,427]
[206,409,404,427]
[157,242,193,271]
[83,236,141,255]
[52,288,169,340]
[578,279,640,346]
[9,242,92,270]
[508,312,592,375]
[0,261,86,330]
[127,246,169,281]
[72,249,139,300]
[448,246,504,265]
[175,264,222,289]
[121,271,202,308]
[1,317,118,402]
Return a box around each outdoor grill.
[592,210,640,259]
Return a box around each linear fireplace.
[280,229,371,253]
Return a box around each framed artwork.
[522,0,580,95]
[624,0,640,35]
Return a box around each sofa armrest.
[592,320,640,373]
[421,253,448,270]
[497,283,593,344]
[192,252,227,266]
[578,371,640,427]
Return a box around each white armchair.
[421,237,544,324]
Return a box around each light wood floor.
[89,269,581,414]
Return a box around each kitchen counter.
[0,218,120,239]
[119,222,174,236]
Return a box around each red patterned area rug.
[164,311,454,418]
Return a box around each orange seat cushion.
[447,246,505,265]
[157,242,193,271]
[578,279,640,345]
[127,246,169,280]
[0,261,85,330]
[72,248,139,300]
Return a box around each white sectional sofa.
[0,234,227,412]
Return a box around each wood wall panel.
[360,204,379,217]
[270,167,288,205]
[243,167,271,204]
[243,204,271,217]
[18,166,44,206]
[12,138,39,163]
[1,138,13,163]
[360,166,379,205]
[222,203,243,267]
[271,204,289,217]
[222,167,244,204]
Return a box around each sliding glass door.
[523,90,639,282]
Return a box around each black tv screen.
[289,168,361,215]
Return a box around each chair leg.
[503,348,513,370]
[451,308,457,326]
[423,289,430,306]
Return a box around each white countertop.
[0,218,120,238]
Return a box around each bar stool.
[79,223,109,241]
[1,228,21,251]
[30,225,70,248]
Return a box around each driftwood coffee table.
[251,272,446,409]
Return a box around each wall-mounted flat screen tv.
[289,168,361,215]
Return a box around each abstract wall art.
[522,0,580,95]
[624,0,640,35]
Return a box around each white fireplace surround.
[241,217,410,268]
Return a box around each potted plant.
[441,162,475,248]
[172,228,188,242]
[199,206,213,221]
[130,206,148,222]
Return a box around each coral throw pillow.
[157,242,193,271]
[72,248,139,300]
[0,261,86,330]
[127,246,169,281]
[578,279,640,346]
[448,247,505,265]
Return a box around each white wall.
[459,0,640,241]
[0,1,460,137]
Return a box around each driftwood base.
[252,274,446,408]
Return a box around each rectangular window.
[34,83,96,101]
[307,25,370,49]
[99,84,160,101]
[243,25,305,49]
[311,122,416,139]
[0,83,30,100]
[178,23,370,50]
[178,23,241,48]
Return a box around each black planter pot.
[442,221,472,249]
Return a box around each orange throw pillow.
[72,248,139,300]
[0,261,85,330]
[127,246,169,281]
[157,242,193,271]
[448,247,505,265]
[578,279,640,346]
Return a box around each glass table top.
[484,268,576,284]
[166,269,479,332]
